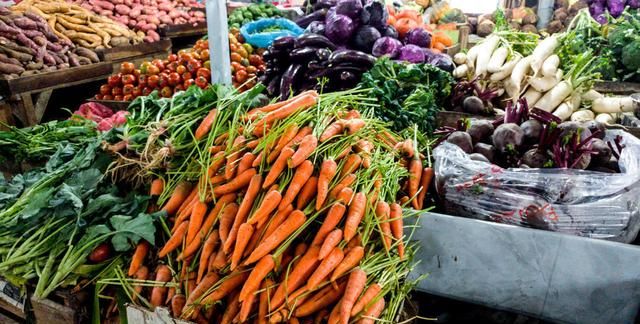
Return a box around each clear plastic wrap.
[433,130,640,243]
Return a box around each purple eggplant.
[272,36,296,51]
[280,64,304,99]
[290,47,320,63]
[295,33,337,50]
[328,50,376,67]
[295,9,328,28]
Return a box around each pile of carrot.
[119,88,433,323]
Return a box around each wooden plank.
[99,39,172,62]
[126,304,192,324]
[31,297,76,324]
[33,90,52,126]
[160,22,207,38]
[0,311,21,324]
[594,81,640,95]
[0,63,113,97]
[0,279,26,320]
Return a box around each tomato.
[236,46,248,59]
[147,65,160,75]
[168,54,178,62]
[158,73,169,88]
[107,74,121,87]
[103,94,114,100]
[147,75,160,88]
[229,43,238,52]
[249,54,263,66]
[112,87,123,96]
[231,62,243,72]
[138,74,148,87]
[123,94,133,102]
[166,72,180,86]
[160,86,173,98]
[152,59,165,70]
[99,84,111,95]
[123,84,134,95]
[114,95,124,101]
[203,60,210,69]
[183,78,195,88]
[246,66,257,74]
[94,94,103,100]
[133,69,141,78]
[180,53,193,63]
[141,87,153,96]
[174,84,185,92]
[196,68,211,80]
[166,61,178,73]
[181,72,192,81]
[195,76,208,89]
[176,65,187,75]
[191,51,201,61]
[235,70,248,83]
[200,49,210,60]
[187,59,202,73]
[230,52,242,63]
[140,61,151,75]
[88,243,111,263]
[121,74,136,85]
[132,86,142,97]
[120,62,135,74]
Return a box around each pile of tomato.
[229,27,266,92]
[95,39,212,102]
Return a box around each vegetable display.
[229,28,266,92]
[73,102,129,131]
[10,0,143,48]
[67,0,206,43]
[546,0,589,33]
[228,3,282,29]
[585,0,640,23]
[476,6,539,36]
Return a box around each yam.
[0,61,25,74]
[26,61,44,70]
[115,4,131,15]
[75,47,99,63]
[0,53,20,65]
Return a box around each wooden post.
[206,0,232,85]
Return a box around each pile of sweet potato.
[67,0,206,43]
[0,8,101,78]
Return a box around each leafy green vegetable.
[358,58,454,134]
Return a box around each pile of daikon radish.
[452,33,636,124]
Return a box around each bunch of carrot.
[118,88,431,323]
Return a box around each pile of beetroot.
[73,102,128,131]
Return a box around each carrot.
[239,254,275,302]
[416,167,433,210]
[247,91,317,120]
[358,297,385,324]
[331,246,365,282]
[408,155,422,209]
[350,283,381,317]
[207,151,226,178]
[231,223,254,270]
[266,123,299,163]
[261,205,293,243]
[243,220,266,258]
[312,203,346,246]
[340,268,367,324]
[158,221,188,257]
[329,174,357,200]
[319,229,343,260]
[314,309,329,323]
[268,309,290,323]
[238,286,258,322]
[220,291,240,324]
[296,175,318,210]
[316,159,338,210]
[186,272,221,306]
[289,317,301,324]
[306,247,345,290]
[375,201,392,251]
[343,118,366,135]
[328,299,342,324]
[246,139,260,150]
[288,134,318,168]
[340,154,362,178]
[389,203,404,258]
[336,145,351,160]
[132,266,149,302]
[263,147,295,189]
[166,287,176,309]
[336,187,354,205]
[150,178,164,196]
[224,174,262,254]
[186,201,208,245]
[198,193,237,240]
[199,270,250,305]
[258,278,274,324]
[209,145,224,154]
[174,188,198,226]
[260,92,318,125]
[214,133,229,145]
[219,204,236,245]
[162,182,193,215]
[270,246,321,308]
[320,120,345,142]
[209,246,227,271]
[400,196,410,206]
[395,139,414,158]
[214,168,256,196]
[195,108,218,140]
[245,210,307,265]
[171,294,186,317]
[128,240,150,276]
[279,160,314,211]
[245,190,280,226]
[209,175,227,187]
[225,135,246,180]
[293,242,308,263]
[287,126,313,148]
[237,152,256,176]
[197,230,220,283]
[294,280,346,317]
[150,265,172,307]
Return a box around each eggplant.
[280,64,304,99]
[272,36,296,51]
[295,9,328,28]
[306,21,326,35]
[290,47,319,63]
[267,75,282,96]
[308,60,329,70]
[295,33,337,50]
[313,0,336,11]
[328,50,376,67]
[316,48,332,61]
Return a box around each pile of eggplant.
[261,33,376,99]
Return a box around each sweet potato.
[13,17,37,30]
[75,47,99,63]
[115,4,131,15]
[159,15,172,24]
[43,52,58,66]
[33,36,47,47]
[129,8,142,18]
[0,53,20,66]
[68,52,80,67]
[46,41,63,52]
[57,63,70,69]
[0,44,33,62]
[26,61,44,70]
[143,7,158,15]
[147,30,160,41]
[0,61,25,74]
[93,0,115,11]
[77,56,91,65]
[23,29,44,38]
[109,36,130,47]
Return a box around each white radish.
[487,47,508,73]
[534,80,573,112]
[528,69,563,92]
[595,113,615,124]
[490,56,521,82]
[522,87,542,107]
[509,56,533,101]
[453,64,469,78]
[592,97,636,113]
[571,110,595,122]
[530,35,559,75]
[582,89,604,101]
[474,35,501,78]
[541,54,560,77]
[553,100,576,121]
[453,52,467,65]
[466,45,479,71]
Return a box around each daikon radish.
[582,89,604,101]
[490,56,521,82]
[530,35,559,75]
[475,35,501,78]
[453,64,469,78]
[528,69,563,92]
[453,52,467,65]
[522,87,542,107]
[534,80,573,112]
[595,113,615,124]
[553,100,575,121]
[487,47,508,73]
[592,97,635,113]
[509,56,533,101]
[571,110,595,122]
[466,44,480,71]
[541,54,560,77]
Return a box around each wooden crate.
[0,278,26,320]
[98,39,172,70]
[593,81,640,95]
[160,22,208,39]
[126,304,192,324]
[31,288,90,324]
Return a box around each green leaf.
[109,214,156,252]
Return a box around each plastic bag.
[240,18,304,48]
[433,130,640,243]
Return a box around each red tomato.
[152,59,165,71]
[114,95,124,101]
[160,86,173,98]
[200,49,210,60]
[123,84,134,95]
[138,74,148,87]
[132,86,142,97]
[166,61,178,73]
[196,68,211,80]
[120,62,135,74]
[174,84,185,92]
[147,75,160,88]
[168,72,181,86]
[180,53,193,63]
[94,94,103,100]
[158,73,170,88]
[107,74,121,87]
[123,94,133,102]
[88,243,111,263]
[235,70,248,83]
[140,61,151,75]
[100,84,111,95]
[249,54,263,66]
[167,54,178,62]
[183,78,195,88]
[176,65,187,75]
[147,65,160,75]
[112,87,123,96]
[142,87,153,96]
[181,72,192,81]
[103,94,114,100]
[187,59,202,73]
[246,66,257,74]
[133,69,141,78]
[195,76,208,89]
[121,74,136,85]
